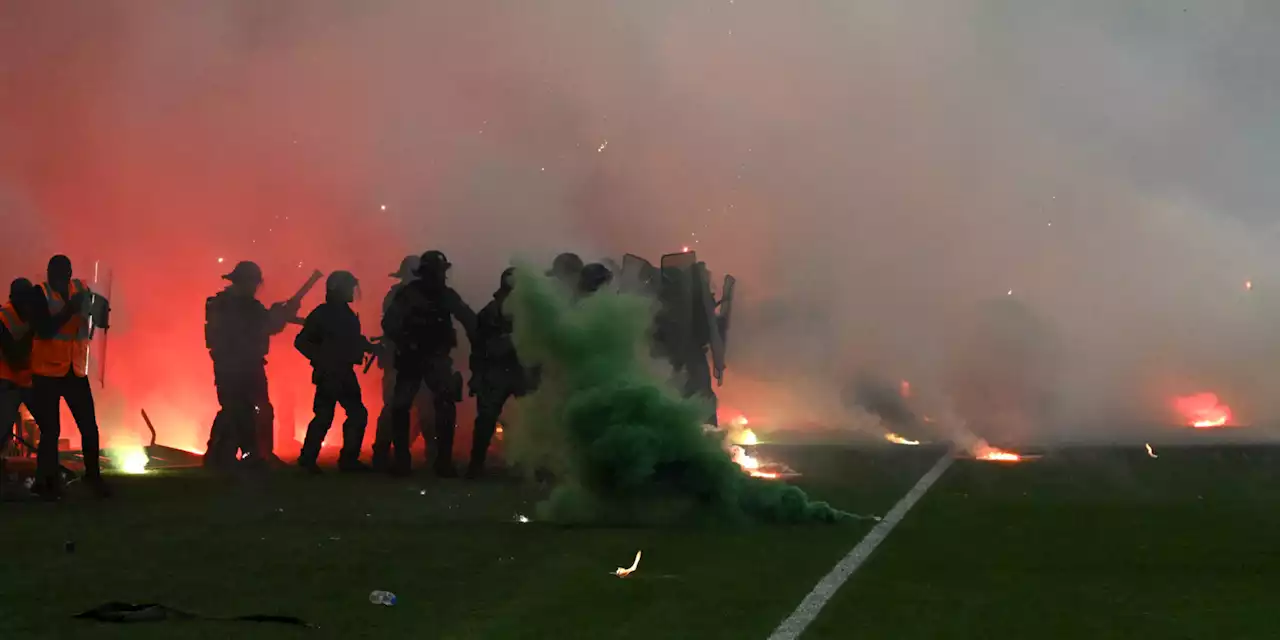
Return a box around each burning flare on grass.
[1172,393,1232,428]
[613,551,642,577]
[729,445,783,479]
[1145,443,1157,458]
[973,443,1022,462]
[884,433,920,446]
[111,446,150,474]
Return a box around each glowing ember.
[1245,280,1253,290]
[899,380,911,398]
[681,245,690,252]
[1145,443,1157,458]
[884,433,920,446]
[613,551,642,577]
[1172,393,1232,428]
[111,447,150,474]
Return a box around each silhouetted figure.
[28,255,110,498]
[0,279,39,457]
[295,271,376,473]
[371,255,431,471]
[204,261,299,468]
[576,262,614,297]
[468,267,530,478]
[382,251,476,477]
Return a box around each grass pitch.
[0,446,937,640]
[2,443,1274,639]
[804,445,1280,639]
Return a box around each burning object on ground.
[613,551,642,577]
[1145,443,1158,458]
[706,423,800,479]
[727,445,800,480]
[884,433,920,446]
[1172,393,1233,428]
[104,447,150,475]
[971,441,1026,462]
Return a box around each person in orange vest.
[27,255,111,498]
[0,278,40,456]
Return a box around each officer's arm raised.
[446,289,478,343]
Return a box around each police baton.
[363,336,383,374]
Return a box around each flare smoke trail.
[503,267,844,524]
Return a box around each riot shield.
[693,263,726,385]
[716,274,735,384]
[657,252,697,361]
[620,253,658,296]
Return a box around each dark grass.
[0,445,938,640]
[804,445,1280,640]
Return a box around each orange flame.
[613,551,642,577]
[974,444,1022,462]
[729,445,783,479]
[884,433,920,446]
[899,380,911,398]
[1172,393,1232,428]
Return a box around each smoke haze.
[3,1,1279,450]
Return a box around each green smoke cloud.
[502,266,847,525]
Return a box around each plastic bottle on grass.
[369,590,397,606]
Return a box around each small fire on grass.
[730,445,774,478]
[613,551,642,577]
[106,446,150,474]
[884,433,920,446]
[973,444,1023,462]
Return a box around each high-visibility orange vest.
[30,279,92,378]
[0,302,33,387]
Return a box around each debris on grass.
[1146,443,1158,458]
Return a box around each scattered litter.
[516,514,530,524]
[328,536,341,541]
[419,490,426,496]
[369,591,396,606]
[612,551,642,578]
[1145,443,1157,459]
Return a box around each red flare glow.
[1172,393,1232,428]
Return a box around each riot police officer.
[295,271,377,472]
[204,261,299,468]
[381,251,476,476]
[468,267,530,478]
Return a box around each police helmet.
[550,253,584,278]
[326,270,360,299]
[222,261,264,285]
[415,250,451,278]
[578,263,613,293]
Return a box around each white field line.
[767,452,956,640]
